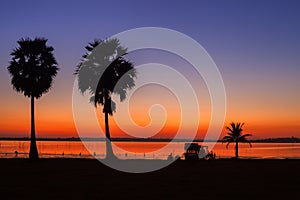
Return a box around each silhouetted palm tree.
[7,38,59,159]
[223,122,252,159]
[75,38,136,159]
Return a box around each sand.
[0,159,299,199]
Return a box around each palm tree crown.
[75,38,136,113]
[223,122,252,159]
[8,38,58,98]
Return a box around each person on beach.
[167,153,173,161]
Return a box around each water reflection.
[0,141,299,159]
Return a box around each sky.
[0,0,299,139]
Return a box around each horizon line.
[0,136,299,143]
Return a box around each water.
[0,140,299,159]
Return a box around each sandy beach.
[0,159,299,199]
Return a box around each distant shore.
[0,158,299,199]
[0,136,299,143]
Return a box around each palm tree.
[75,38,136,159]
[7,38,59,159]
[223,122,252,159]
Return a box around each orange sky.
[0,64,299,139]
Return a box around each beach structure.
[183,143,210,160]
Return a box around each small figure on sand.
[14,150,18,157]
[167,153,173,161]
[205,150,216,160]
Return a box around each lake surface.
[0,140,299,159]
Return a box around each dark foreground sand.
[0,159,299,200]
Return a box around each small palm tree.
[223,122,252,159]
[7,38,59,159]
[75,38,136,159]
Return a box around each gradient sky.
[0,0,299,139]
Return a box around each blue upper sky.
[1,0,299,72]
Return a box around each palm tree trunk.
[235,140,239,159]
[104,111,115,159]
[29,95,39,159]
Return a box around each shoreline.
[1,157,299,160]
[1,152,300,160]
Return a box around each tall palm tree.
[75,38,136,159]
[7,38,59,159]
[223,122,252,159]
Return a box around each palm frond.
[239,133,252,147]
[226,142,232,149]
